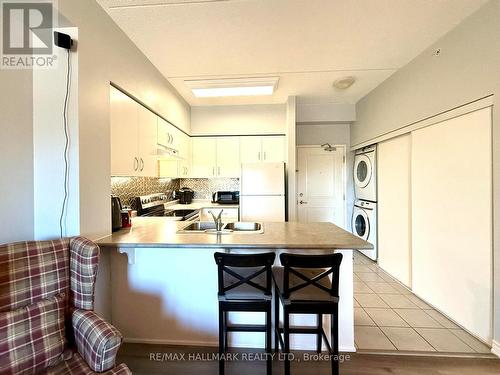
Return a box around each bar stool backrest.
[214,252,276,298]
[279,253,343,299]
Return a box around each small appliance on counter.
[174,187,194,204]
[111,196,123,232]
[212,191,240,204]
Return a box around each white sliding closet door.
[378,134,412,287]
[411,107,492,343]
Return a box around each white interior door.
[297,146,345,227]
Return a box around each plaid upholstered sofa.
[0,237,131,374]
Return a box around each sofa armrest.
[72,309,123,372]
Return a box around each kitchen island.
[96,218,372,351]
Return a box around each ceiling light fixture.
[186,77,279,98]
[333,76,356,90]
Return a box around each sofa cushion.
[0,239,70,312]
[45,352,132,375]
[0,293,66,374]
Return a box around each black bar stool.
[214,251,276,375]
[273,253,343,375]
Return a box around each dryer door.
[354,154,373,188]
[352,209,370,241]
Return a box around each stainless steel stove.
[133,193,199,221]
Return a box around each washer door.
[352,209,370,240]
[354,154,372,188]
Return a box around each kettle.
[111,196,122,232]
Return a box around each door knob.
[299,200,308,204]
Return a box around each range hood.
[157,143,180,159]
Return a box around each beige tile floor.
[353,251,492,355]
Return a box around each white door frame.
[295,145,347,228]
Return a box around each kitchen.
[1,1,500,375]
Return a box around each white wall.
[191,104,286,135]
[57,0,191,241]
[286,97,297,221]
[296,103,356,124]
[33,27,80,240]
[0,69,34,244]
[353,0,500,345]
[296,123,353,230]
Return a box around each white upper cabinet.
[137,105,158,177]
[111,86,157,177]
[240,136,285,163]
[192,137,217,177]
[261,136,285,162]
[191,137,241,178]
[216,137,240,177]
[240,136,262,163]
[110,87,139,176]
[178,132,192,177]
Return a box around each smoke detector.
[333,76,356,90]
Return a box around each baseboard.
[124,337,356,353]
[492,340,500,358]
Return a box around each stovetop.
[133,193,199,220]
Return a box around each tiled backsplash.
[111,177,180,208]
[179,178,240,199]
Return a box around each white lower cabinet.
[200,207,239,222]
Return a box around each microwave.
[212,191,239,204]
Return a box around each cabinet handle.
[264,152,266,160]
[258,152,261,160]
[169,134,173,144]
[134,157,138,171]
[218,166,221,175]
[140,158,144,171]
[212,167,215,176]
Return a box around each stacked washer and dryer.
[352,145,378,260]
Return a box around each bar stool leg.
[224,311,229,351]
[331,305,339,375]
[316,314,322,353]
[218,302,225,375]
[274,285,280,352]
[266,304,272,375]
[284,308,290,375]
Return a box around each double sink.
[179,221,263,234]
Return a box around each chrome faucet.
[208,210,224,231]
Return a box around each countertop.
[97,217,373,250]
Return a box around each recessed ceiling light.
[333,76,356,90]
[185,77,279,98]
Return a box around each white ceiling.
[97,0,487,106]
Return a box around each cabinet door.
[262,136,285,162]
[157,118,169,147]
[216,137,240,177]
[110,87,139,176]
[191,137,217,177]
[137,105,158,177]
[239,136,262,163]
[179,134,191,177]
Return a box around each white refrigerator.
[240,162,286,222]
